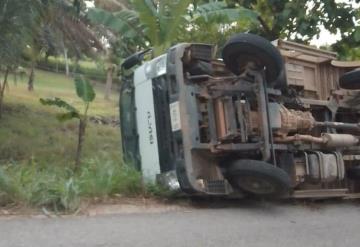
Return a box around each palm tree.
[25,0,103,90]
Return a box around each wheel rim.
[236,55,264,72]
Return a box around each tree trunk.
[28,64,35,91]
[75,119,86,170]
[13,72,17,87]
[73,57,79,74]
[64,47,70,77]
[104,65,114,100]
[0,68,10,119]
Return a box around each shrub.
[36,57,120,84]
[77,157,143,198]
[0,158,143,212]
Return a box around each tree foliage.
[222,0,359,59]
[0,0,43,67]
[88,0,193,56]
[75,75,96,103]
[183,1,260,48]
[223,0,358,42]
[40,97,80,121]
[87,0,260,57]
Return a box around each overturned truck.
[120,33,360,198]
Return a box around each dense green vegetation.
[0,70,139,211]
[0,158,143,211]
[37,57,109,82]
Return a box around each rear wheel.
[339,69,360,90]
[222,33,286,88]
[226,160,291,197]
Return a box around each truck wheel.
[347,165,360,180]
[222,33,285,88]
[339,69,360,90]
[225,160,291,197]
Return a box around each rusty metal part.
[275,133,359,148]
[343,154,360,161]
[274,134,325,144]
[235,100,249,143]
[256,73,271,161]
[292,189,349,198]
[214,99,227,139]
[249,111,260,132]
[275,104,315,136]
[321,133,359,148]
[315,121,360,131]
[294,157,306,184]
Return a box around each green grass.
[0,69,151,211]
[46,56,100,70]
[37,56,108,82]
[0,159,143,212]
[0,69,121,164]
[2,69,119,116]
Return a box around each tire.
[225,159,291,197]
[222,33,285,88]
[339,69,360,90]
[347,165,360,180]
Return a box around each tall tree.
[39,0,103,75]
[0,0,42,67]
[0,0,42,115]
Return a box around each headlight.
[155,55,167,77]
[144,54,167,79]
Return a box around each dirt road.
[1,200,359,247]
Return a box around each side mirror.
[122,49,152,70]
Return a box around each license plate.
[170,101,181,132]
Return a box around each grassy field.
[2,69,118,116]
[37,56,109,82]
[0,69,147,211]
[0,69,122,164]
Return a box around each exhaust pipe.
[275,133,359,148]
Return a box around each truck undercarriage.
[120,33,360,199]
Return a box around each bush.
[77,157,143,198]
[36,57,118,83]
[0,158,143,212]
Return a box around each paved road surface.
[1,200,360,247]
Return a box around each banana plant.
[87,0,193,56]
[40,75,96,169]
[87,0,259,57]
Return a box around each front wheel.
[225,159,291,197]
[222,33,286,88]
